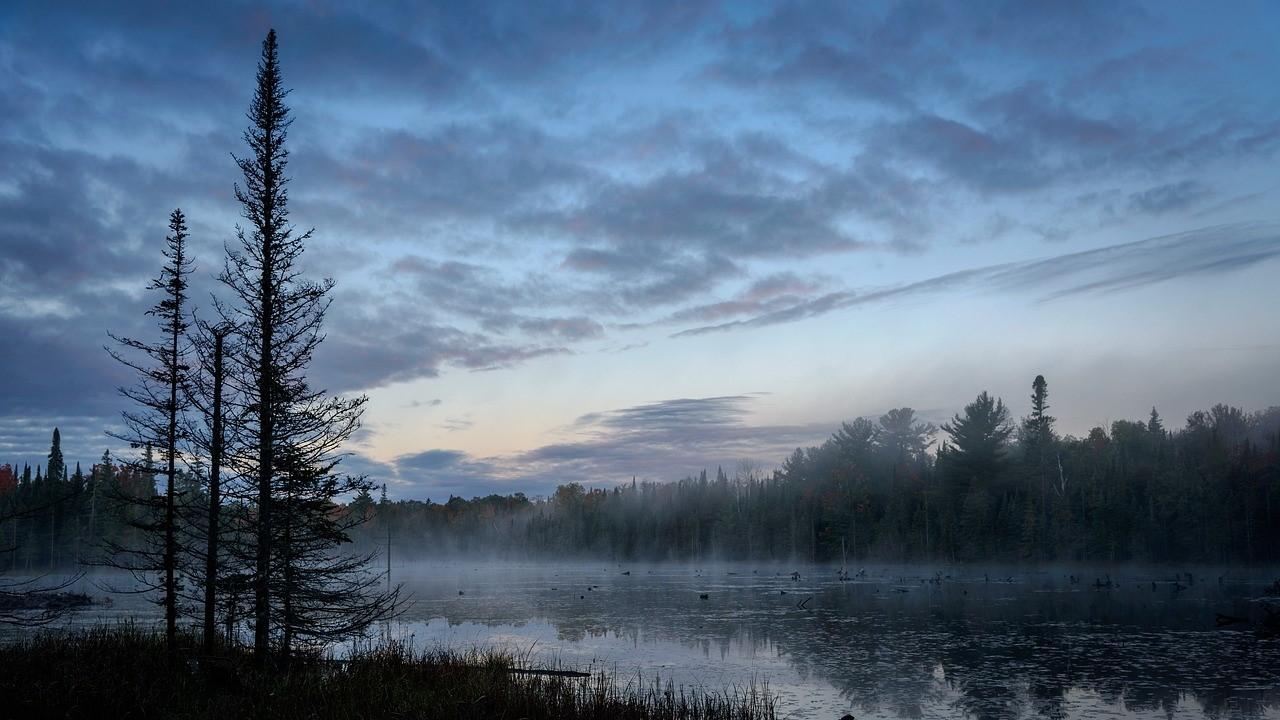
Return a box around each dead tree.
[186,320,239,653]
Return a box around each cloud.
[0,415,121,474]
[315,298,571,392]
[705,1,1145,108]
[339,451,398,485]
[4,0,1280,487]
[439,417,474,433]
[374,394,832,499]
[514,394,833,487]
[673,224,1280,336]
[1128,181,1210,215]
[390,448,504,499]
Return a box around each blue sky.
[2,1,1278,498]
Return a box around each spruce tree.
[1021,375,1056,556]
[219,29,395,660]
[1148,407,1164,436]
[107,207,194,655]
[46,429,64,485]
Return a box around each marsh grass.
[0,626,775,720]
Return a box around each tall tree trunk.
[165,297,180,655]
[252,52,279,662]
[281,474,292,660]
[254,244,274,660]
[203,330,226,655]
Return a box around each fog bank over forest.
[7,380,1277,568]
[344,382,1280,565]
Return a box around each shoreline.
[0,626,776,720]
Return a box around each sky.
[2,1,1279,499]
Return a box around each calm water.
[19,562,1280,719]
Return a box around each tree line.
[349,380,1280,565]
[5,379,1277,611]
[0,30,396,660]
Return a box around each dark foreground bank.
[0,627,775,720]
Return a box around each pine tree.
[942,392,1014,480]
[940,392,1013,557]
[876,408,937,465]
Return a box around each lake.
[17,562,1280,719]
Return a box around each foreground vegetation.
[0,627,774,720]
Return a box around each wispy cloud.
[673,224,1280,336]
[368,395,831,499]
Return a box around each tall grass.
[0,626,775,720]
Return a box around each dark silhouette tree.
[943,392,1014,483]
[940,392,1013,558]
[106,208,194,656]
[1020,375,1056,557]
[877,408,937,466]
[46,429,64,485]
[185,319,237,654]
[1148,406,1164,436]
[217,29,396,661]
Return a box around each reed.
[0,626,775,720]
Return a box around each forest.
[353,385,1280,564]
[11,380,1275,569]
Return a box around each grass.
[0,626,775,720]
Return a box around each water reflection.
[7,564,1278,719]
[388,564,1280,719]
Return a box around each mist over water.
[26,561,1278,719]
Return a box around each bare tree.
[185,320,238,654]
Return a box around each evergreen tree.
[218,29,395,660]
[940,392,1013,558]
[46,429,65,485]
[876,408,937,464]
[1021,375,1056,557]
[943,392,1014,482]
[106,207,194,655]
[1148,407,1164,436]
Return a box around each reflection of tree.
[398,568,1280,719]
